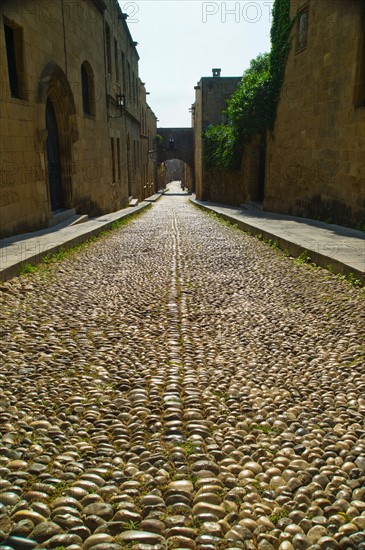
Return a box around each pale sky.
[121,0,273,128]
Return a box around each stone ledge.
[144,191,166,203]
[49,209,76,227]
[0,202,151,282]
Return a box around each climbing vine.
[155,133,164,146]
[269,0,292,124]
[204,124,241,170]
[203,0,291,170]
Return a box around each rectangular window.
[117,138,121,181]
[114,38,119,83]
[81,64,90,115]
[296,7,309,52]
[3,20,25,99]
[121,51,125,90]
[111,138,116,182]
[105,23,112,76]
[127,62,131,101]
[355,15,365,108]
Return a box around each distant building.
[192,69,241,200]
[0,0,157,238]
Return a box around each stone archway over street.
[157,127,194,190]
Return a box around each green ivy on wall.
[203,0,291,171]
[204,124,241,171]
[269,0,292,124]
[156,133,164,146]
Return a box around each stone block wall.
[203,138,262,206]
[0,0,156,238]
[264,0,365,227]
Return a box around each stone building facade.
[0,0,157,239]
[139,82,158,200]
[192,69,241,201]
[264,0,365,227]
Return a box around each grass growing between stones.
[179,440,200,456]
[255,233,280,251]
[204,209,239,231]
[249,424,279,435]
[336,272,363,288]
[295,249,312,264]
[19,263,38,275]
[269,509,289,525]
[190,202,239,230]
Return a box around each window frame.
[127,62,131,101]
[81,61,96,117]
[105,22,112,77]
[131,71,135,103]
[114,38,119,84]
[121,50,125,91]
[3,17,26,100]
[295,5,309,54]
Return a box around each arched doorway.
[37,62,78,215]
[45,97,63,211]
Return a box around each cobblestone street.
[1,185,365,550]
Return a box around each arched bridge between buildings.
[157,127,194,170]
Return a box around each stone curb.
[0,202,151,283]
[144,190,166,203]
[190,198,364,285]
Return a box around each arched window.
[81,61,95,116]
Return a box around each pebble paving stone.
[0,182,365,549]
